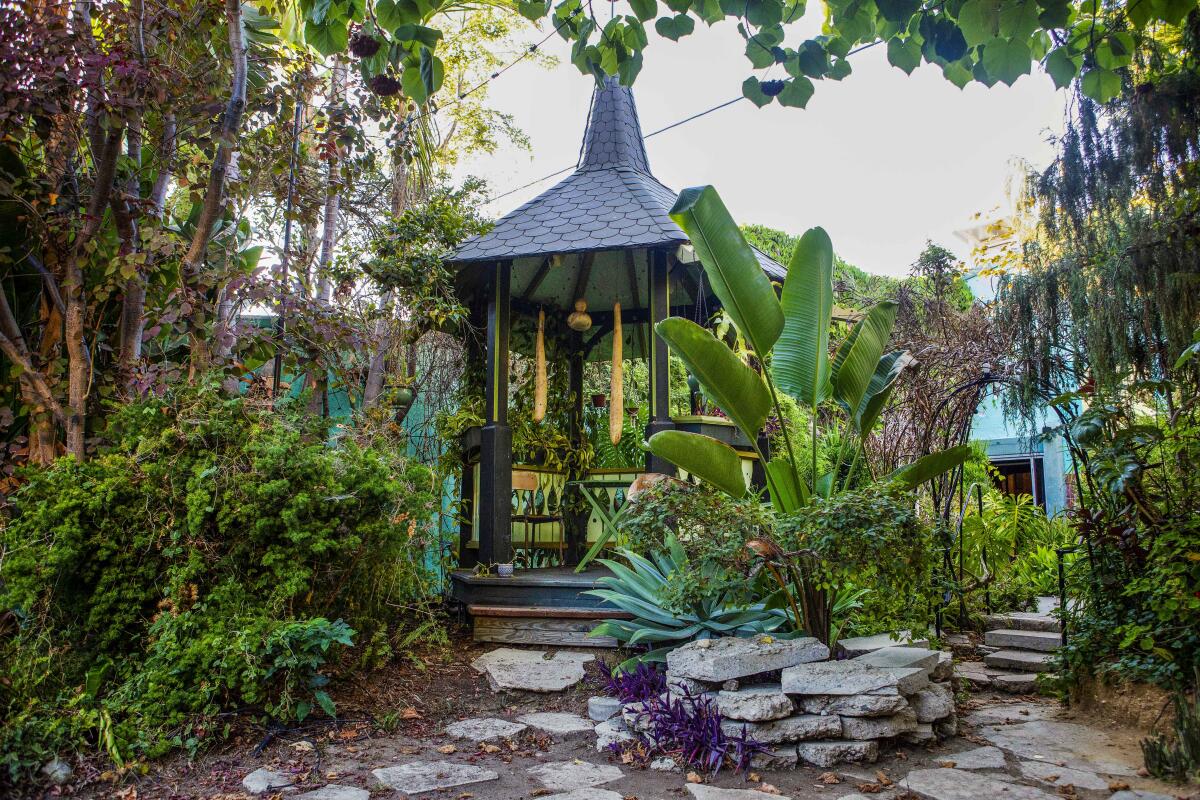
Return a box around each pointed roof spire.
[578,76,652,174]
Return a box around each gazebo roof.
[449,77,786,281]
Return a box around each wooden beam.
[571,251,594,305]
[520,257,553,302]
[626,251,648,359]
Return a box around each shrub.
[0,383,439,780]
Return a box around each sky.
[451,10,1069,278]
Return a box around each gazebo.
[445,77,785,646]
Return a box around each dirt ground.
[21,622,1200,800]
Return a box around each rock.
[750,746,799,769]
[903,768,1055,800]
[721,713,841,743]
[932,651,953,682]
[1018,760,1110,791]
[934,714,958,738]
[839,631,929,657]
[909,683,954,723]
[242,767,292,794]
[976,719,1137,776]
[984,628,1062,652]
[649,756,679,772]
[294,786,369,800]
[372,761,499,794]
[942,745,1006,770]
[686,785,794,800]
[587,695,623,721]
[854,646,940,677]
[622,697,662,732]
[527,760,624,791]
[722,679,740,691]
[444,717,526,740]
[992,673,1039,694]
[983,649,1054,673]
[795,740,879,767]
[666,635,829,683]
[782,660,927,696]
[40,758,73,786]
[716,684,794,721]
[517,712,594,737]
[667,672,714,696]
[594,717,634,751]
[543,791,626,800]
[903,722,936,745]
[470,647,593,692]
[953,662,995,689]
[799,693,909,718]
[1110,792,1180,800]
[840,708,918,739]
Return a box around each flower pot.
[496,563,514,578]
[590,393,608,408]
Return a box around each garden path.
[110,639,1192,800]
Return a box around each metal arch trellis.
[920,368,1096,635]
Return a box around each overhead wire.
[486,37,885,204]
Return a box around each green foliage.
[776,483,936,640]
[365,180,490,335]
[0,383,439,779]
[1141,668,1200,783]
[619,479,775,612]
[587,533,788,671]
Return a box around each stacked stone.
[633,636,956,769]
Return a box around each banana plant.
[649,185,970,513]
[647,186,970,642]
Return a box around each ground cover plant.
[0,383,439,783]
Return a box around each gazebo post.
[479,260,513,566]
[646,248,674,474]
[566,342,587,564]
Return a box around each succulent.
[586,533,788,672]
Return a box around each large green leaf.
[669,186,783,358]
[888,444,972,489]
[765,458,808,512]
[831,301,897,416]
[656,317,771,440]
[647,430,747,498]
[854,349,912,434]
[773,226,833,410]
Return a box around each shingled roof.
[448,77,786,280]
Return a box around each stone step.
[984,649,1055,673]
[984,628,1062,653]
[982,611,1060,633]
[991,673,1042,694]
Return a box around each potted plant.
[591,393,608,408]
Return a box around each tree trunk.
[185,0,247,374]
[362,149,411,410]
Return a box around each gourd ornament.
[610,302,623,445]
[533,308,547,422]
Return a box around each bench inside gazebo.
[445,77,786,647]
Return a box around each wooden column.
[458,301,486,569]
[479,260,512,566]
[566,341,587,564]
[645,249,674,473]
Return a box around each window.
[990,456,1045,507]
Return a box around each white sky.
[451,11,1068,278]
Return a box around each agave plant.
[647,185,972,642]
[586,534,787,671]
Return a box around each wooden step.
[468,604,632,648]
[982,611,1061,633]
[984,649,1055,673]
[984,628,1062,652]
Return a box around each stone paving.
[232,644,1192,800]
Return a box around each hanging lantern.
[610,302,623,445]
[567,298,592,332]
[533,308,547,423]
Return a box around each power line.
[485,37,886,204]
